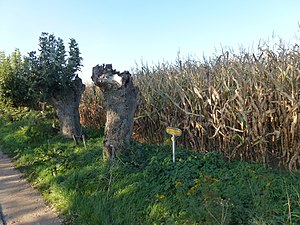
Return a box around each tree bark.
[92,64,138,160]
[50,77,85,138]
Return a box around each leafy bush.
[0,50,38,107]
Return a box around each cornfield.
[80,84,106,129]
[81,42,300,170]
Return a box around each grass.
[0,109,300,224]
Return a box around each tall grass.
[81,41,300,170]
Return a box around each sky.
[0,0,300,83]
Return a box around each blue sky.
[0,0,300,83]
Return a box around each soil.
[0,150,64,225]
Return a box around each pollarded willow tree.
[92,64,138,160]
[28,32,85,138]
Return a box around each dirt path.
[0,150,64,225]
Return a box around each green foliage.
[0,50,37,107]
[27,32,83,101]
[0,111,299,225]
[0,33,83,109]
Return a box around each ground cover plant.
[0,108,299,225]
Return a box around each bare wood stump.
[50,77,85,138]
[92,64,138,160]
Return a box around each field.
[81,43,300,170]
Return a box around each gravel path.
[0,150,64,225]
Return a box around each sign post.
[166,127,182,163]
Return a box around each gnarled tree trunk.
[92,64,138,160]
[50,77,85,138]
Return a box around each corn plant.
[132,43,300,170]
[79,84,106,129]
[81,42,300,170]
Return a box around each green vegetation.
[1,33,85,137]
[0,49,36,107]
[0,32,84,109]
[26,32,83,103]
[0,108,299,225]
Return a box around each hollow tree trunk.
[92,64,138,160]
[50,77,85,138]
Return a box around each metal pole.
[172,135,175,163]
